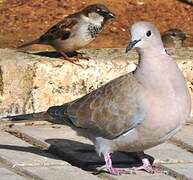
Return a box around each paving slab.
[0,128,174,180]
[25,166,100,180]
[162,163,193,180]
[146,142,193,163]
[9,124,193,179]
[0,130,99,179]
[0,131,67,166]
[0,165,25,180]
[11,124,154,168]
[171,124,193,151]
[105,172,175,180]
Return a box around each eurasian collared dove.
[6,21,191,175]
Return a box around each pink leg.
[133,153,166,174]
[133,158,155,173]
[102,153,131,175]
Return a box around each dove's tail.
[3,105,73,125]
[17,39,40,49]
[4,112,48,121]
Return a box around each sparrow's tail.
[4,112,48,121]
[17,39,40,49]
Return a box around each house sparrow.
[18,4,115,64]
[161,28,187,48]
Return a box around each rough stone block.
[0,48,192,119]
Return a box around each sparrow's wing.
[47,74,145,139]
[39,14,79,43]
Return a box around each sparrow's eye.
[146,30,151,37]
[172,32,176,37]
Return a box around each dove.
[17,4,115,65]
[6,21,191,175]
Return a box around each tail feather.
[4,112,47,121]
[17,39,40,49]
[3,105,73,126]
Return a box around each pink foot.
[132,158,166,174]
[133,158,154,173]
[97,153,132,175]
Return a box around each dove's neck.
[134,46,185,90]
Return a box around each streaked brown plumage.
[18,4,115,64]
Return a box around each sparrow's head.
[161,28,187,48]
[126,21,164,53]
[162,28,187,41]
[82,4,115,22]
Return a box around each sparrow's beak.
[186,33,191,38]
[107,12,115,19]
[126,39,141,53]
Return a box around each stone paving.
[0,119,193,180]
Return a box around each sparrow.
[18,4,115,64]
[161,28,187,48]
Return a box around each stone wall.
[0,48,192,119]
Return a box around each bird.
[6,21,191,175]
[178,0,193,6]
[18,4,115,65]
[161,28,187,48]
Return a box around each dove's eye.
[146,30,151,37]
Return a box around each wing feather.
[48,74,145,139]
[39,14,79,43]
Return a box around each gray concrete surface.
[0,121,192,179]
[0,165,25,180]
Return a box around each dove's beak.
[126,39,141,53]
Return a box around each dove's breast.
[111,64,191,152]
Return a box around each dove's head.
[126,21,164,53]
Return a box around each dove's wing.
[48,73,145,139]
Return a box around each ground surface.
[0,0,193,50]
[0,119,193,180]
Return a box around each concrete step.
[0,130,99,180]
[4,123,193,179]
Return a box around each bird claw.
[131,158,168,174]
[132,165,168,174]
[132,164,155,174]
[98,153,135,175]
[96,165,135,175]
[75,52,90,61]
[60,51,84,68]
